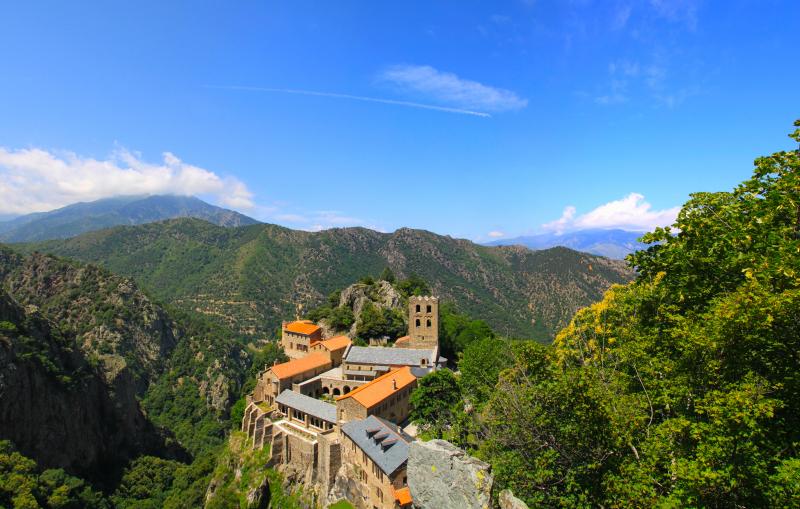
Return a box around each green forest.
[409,121,800,507]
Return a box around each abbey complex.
[241,296,443,509]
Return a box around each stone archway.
[323,387,330,395]
[333,388,341,396]
[343,386,351,394]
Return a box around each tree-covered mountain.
[0,195,259,243]
[0,244,252,505]
[22,221,633,340]
[487,229,648,259]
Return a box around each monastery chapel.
[242,296,444,509]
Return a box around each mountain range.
[0,195,259,243]
[487,229,649,259]
[20,219,633,340]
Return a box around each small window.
[426,304,432,313]
[415,319,420,327]
[415,304,421,312]
[426,319,431,328]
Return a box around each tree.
[379,267,396,284]
[409,369,462,436]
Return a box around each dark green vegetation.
[0,246,252,507]
[0,195,259,243]
[411,122,800,507]
[20,219,632,340]
[0,441,109,509]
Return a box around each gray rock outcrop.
[408,439,493,509]
[499,489,529,509]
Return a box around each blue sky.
[0,1,797,240]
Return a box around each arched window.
[333,388,341,396]
[415,319,420,327]
[426,319,431,328]
[426,305,432,313]
[344,386,351,394]
[415,304,421,312]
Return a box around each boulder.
[499,489,529,509]
[408,439,493,509]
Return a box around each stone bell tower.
[407,296,439,350]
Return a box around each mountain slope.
[23,219,634,340]
[488,229,648,259]
[0,195,259,242]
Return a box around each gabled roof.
[312,335,351,352]
[284,321,321,335]
[336,366,416,409]
[344,346,436,367]
[341,415,412,476]
[275,389,337,423]
[270,353,330,380]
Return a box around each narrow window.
[426,319,431,328]
[415,319,420,327]
[426,304,431,313]
[415,304,420,312]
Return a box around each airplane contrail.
[207,85,491,118]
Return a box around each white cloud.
[487,230,506,238]
[379,64,528,113]
[543,194,679,234]
[0,146,254,215]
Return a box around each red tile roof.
[336,366,416,409]
[394,487,413,506]
[312,335,351,351]
[270,353,330,380]
[284,321,321,335]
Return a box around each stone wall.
[407,439,493,509]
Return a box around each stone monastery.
[242,296,444,509]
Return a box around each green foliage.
[410,369,462,437]
[438,302,495,359]
[395,274,430,298]
[0,441,110,509]
[355,301,405,341]
[379,267,396,283]
[112,456,184,509]
[439,122,800,507]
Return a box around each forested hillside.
[22,222,632,340]
[0,246,252,507]
[410,121,800,507]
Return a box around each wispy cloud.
[209,85,491,118]
[0,146,254,215]
[487,230,506,238]
[649,0,700,30]
[271,209,384,232]
[542,193,679,234]
[379,64,528,113]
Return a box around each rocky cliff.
[0,290,162,483]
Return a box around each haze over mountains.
[0,195,259,242]
[487,229,648,259]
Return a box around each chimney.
[392,379,397,390]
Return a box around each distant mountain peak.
[486,228,648,259]
[0,195,259,243]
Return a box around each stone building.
[252,353,332,407]
[340,415,413,509]
[309,335,351,366]
[336,366,417,425]
[395,296,439,350]
[342,346,440,382]
[281,320,323,359]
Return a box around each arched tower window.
[415,304,421,312]
[415,319,421,327]
[426,305,432,313]
[426,319,431,328]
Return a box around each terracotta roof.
[270,353,330,380]
[284,321,321,335]
[336,366,416,409]
[312,335,351,351]
[394,335,412,346]
[394,487,413,506]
